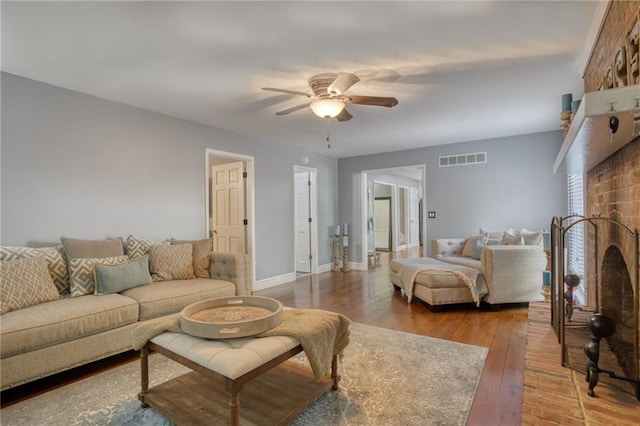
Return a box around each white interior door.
[374,198,391,251]
[295,170,311,273]
[211,161,245,254]
[409,187,420,246]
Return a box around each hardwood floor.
[2,249,530,425]
[258,250,529,425]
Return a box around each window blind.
[567,173,585,277]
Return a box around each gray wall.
[1,73,338,282]
[339,131,567,261]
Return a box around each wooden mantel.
[554,85,640,174]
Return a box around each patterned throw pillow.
[1,257,62,314]
[479,228,515,240]
[0,245,70,294]
[69,255,129,297]
[148,244,196,282]
[126,234,169,259]
[170,238,212,278]
[501,233,524,246]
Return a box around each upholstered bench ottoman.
[139,331,338,426]
[389,258,485,311]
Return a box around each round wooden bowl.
[180,296,283,339]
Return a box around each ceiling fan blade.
[336,108,353,122]
[275,103,311,115]
[262,87,313,98]
[346,95,399,108]
[327,73,360,95]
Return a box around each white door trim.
[205,148,255,292]
[293,165,318,275]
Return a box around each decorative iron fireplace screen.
[550,215,639,400]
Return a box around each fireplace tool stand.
[551,215,640,401]
[584,314,640,399]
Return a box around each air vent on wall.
[438,152,487,167]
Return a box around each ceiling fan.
[262,72,399,122]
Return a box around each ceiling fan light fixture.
[309,99,345,118]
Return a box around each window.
[566,174,585,301]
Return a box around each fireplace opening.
[600,245,635,378]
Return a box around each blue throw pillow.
[471,241,485,260]
[94,255,151,294]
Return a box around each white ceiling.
[1,1,601,159]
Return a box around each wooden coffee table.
[138,332,339,426]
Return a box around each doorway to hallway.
[205,149,255,291]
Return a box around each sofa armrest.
[431,239,466,259]
[481,245,546,304]
[209,253,249,295]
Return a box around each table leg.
[139,346,149,408]
[331,354,339,390]
[229,391,240,426]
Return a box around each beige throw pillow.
[170,238,212,278]
[61,237,124,259]
[501,233,524,245]
[517,228,544,246]
[148,244,196,282]
[462,235,487,257]
[1,257,62,314]
[0,245,69,294]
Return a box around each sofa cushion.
[61,236,124,259]
[411,270,469,289]
[170,238,212,279]
[148,244,196,282]
[0,257,62,314]
[0,245,70,294]
[437,254,481,270]
[94,256,152,295]
[0,294,138,358]
[69,255,129,297]
[121,278,235,321]
[126,234,169,259]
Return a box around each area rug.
[1,323,488,425]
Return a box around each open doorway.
[293,166,318,276]
[205,149,255,291]
[373,181,394,252]
[361,165,426,266]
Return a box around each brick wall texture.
[584,0,640,277]
[584,1,640,91]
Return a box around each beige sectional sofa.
[431,238,546,305]
[0,235,247,391]
[389,230,547,309]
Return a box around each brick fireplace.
[583,0,640,396]
[583,136,640,396]
[551,0,640,400]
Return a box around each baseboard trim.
[254,272,296,291]
[254,261,366,291]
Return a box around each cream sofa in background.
[389,235,546,310]
[431,237,546,305]
[0,236,247,391]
